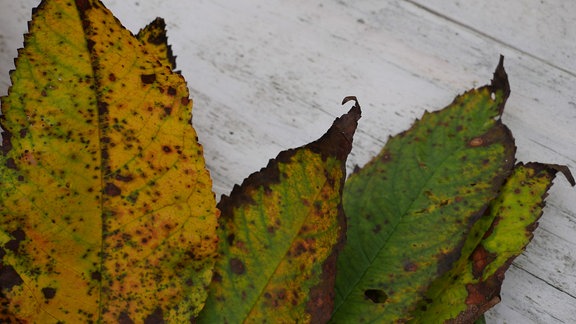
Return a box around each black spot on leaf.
[118,311,134,324]
[143,307,164,324]
[91,271,102,281]
[41,287,57,300]
[115,173,134,182]
[6,158,17,170]
[140,74,156,84]
[0,265,24,291]
[104,182,121,196]
[4,229,26,252]
[364,289,388,303]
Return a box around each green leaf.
[410,162,575,322]
[198,100,361,323]
[331,57,516,322]
[0,0,218,322]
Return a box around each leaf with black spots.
[409,163,574,322]
[332,57,516,322]
[0,0,218,322]
[198,100,361,323]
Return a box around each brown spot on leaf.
[436,248,462,276]
[5,158,17,170]
[41,287,56,300]
[470,245,497,279]
[144,307,164,324]
[4,229,25,252]
[140,74,156,84]
[163,106,172,116]
[167,87,176,96]
[212,271,222,283]
[229,258,245,275]
[226,233,235,246]
[468,137,484,147]
[104,182,121,196]
[118,311,135,324]
[115,173,133,182]
[91,271,102,281]
[0,265,24,291]
[162,145,172,153]
[403,261,418,272]
[461,279,502,321]
[108,73,116,81]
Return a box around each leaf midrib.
[333,107,494,318]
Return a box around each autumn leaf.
[409,162,575,322]
[331,57,516,322]
[136,17,177,70]
[198,99,361,323]
[0,0,218,322]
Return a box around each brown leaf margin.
[213,98,361,323]
[453,162,575,322]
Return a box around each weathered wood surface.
[1,1,575,322]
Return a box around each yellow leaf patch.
[0,0,218,322]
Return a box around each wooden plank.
[1,0,574,322]
[407,0,576,74]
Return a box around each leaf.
[136,17,177,70]
[409,162,575,322]
[198,99,361,323]
[0,0,218,322]
[331,57,516,322]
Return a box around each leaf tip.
[307,97,361,161]
[490,55,510,114]
[137,17,177,69]
[525,162,576,187]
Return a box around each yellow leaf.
[0,0,218,322]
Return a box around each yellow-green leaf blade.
[410,163,575,322]
[0,1,103,321]
[0,0,218,322]
[199,102,361,323]
[332,58,516,322]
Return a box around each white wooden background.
[1,1,575,323]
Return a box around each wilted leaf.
[198,99,361,323]
[410,162,575,322]
[0,0,218,322]
[332,57,516,322]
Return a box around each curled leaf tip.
[308,99,361,161]
[526,162,575,186]
[341,95,358,106]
